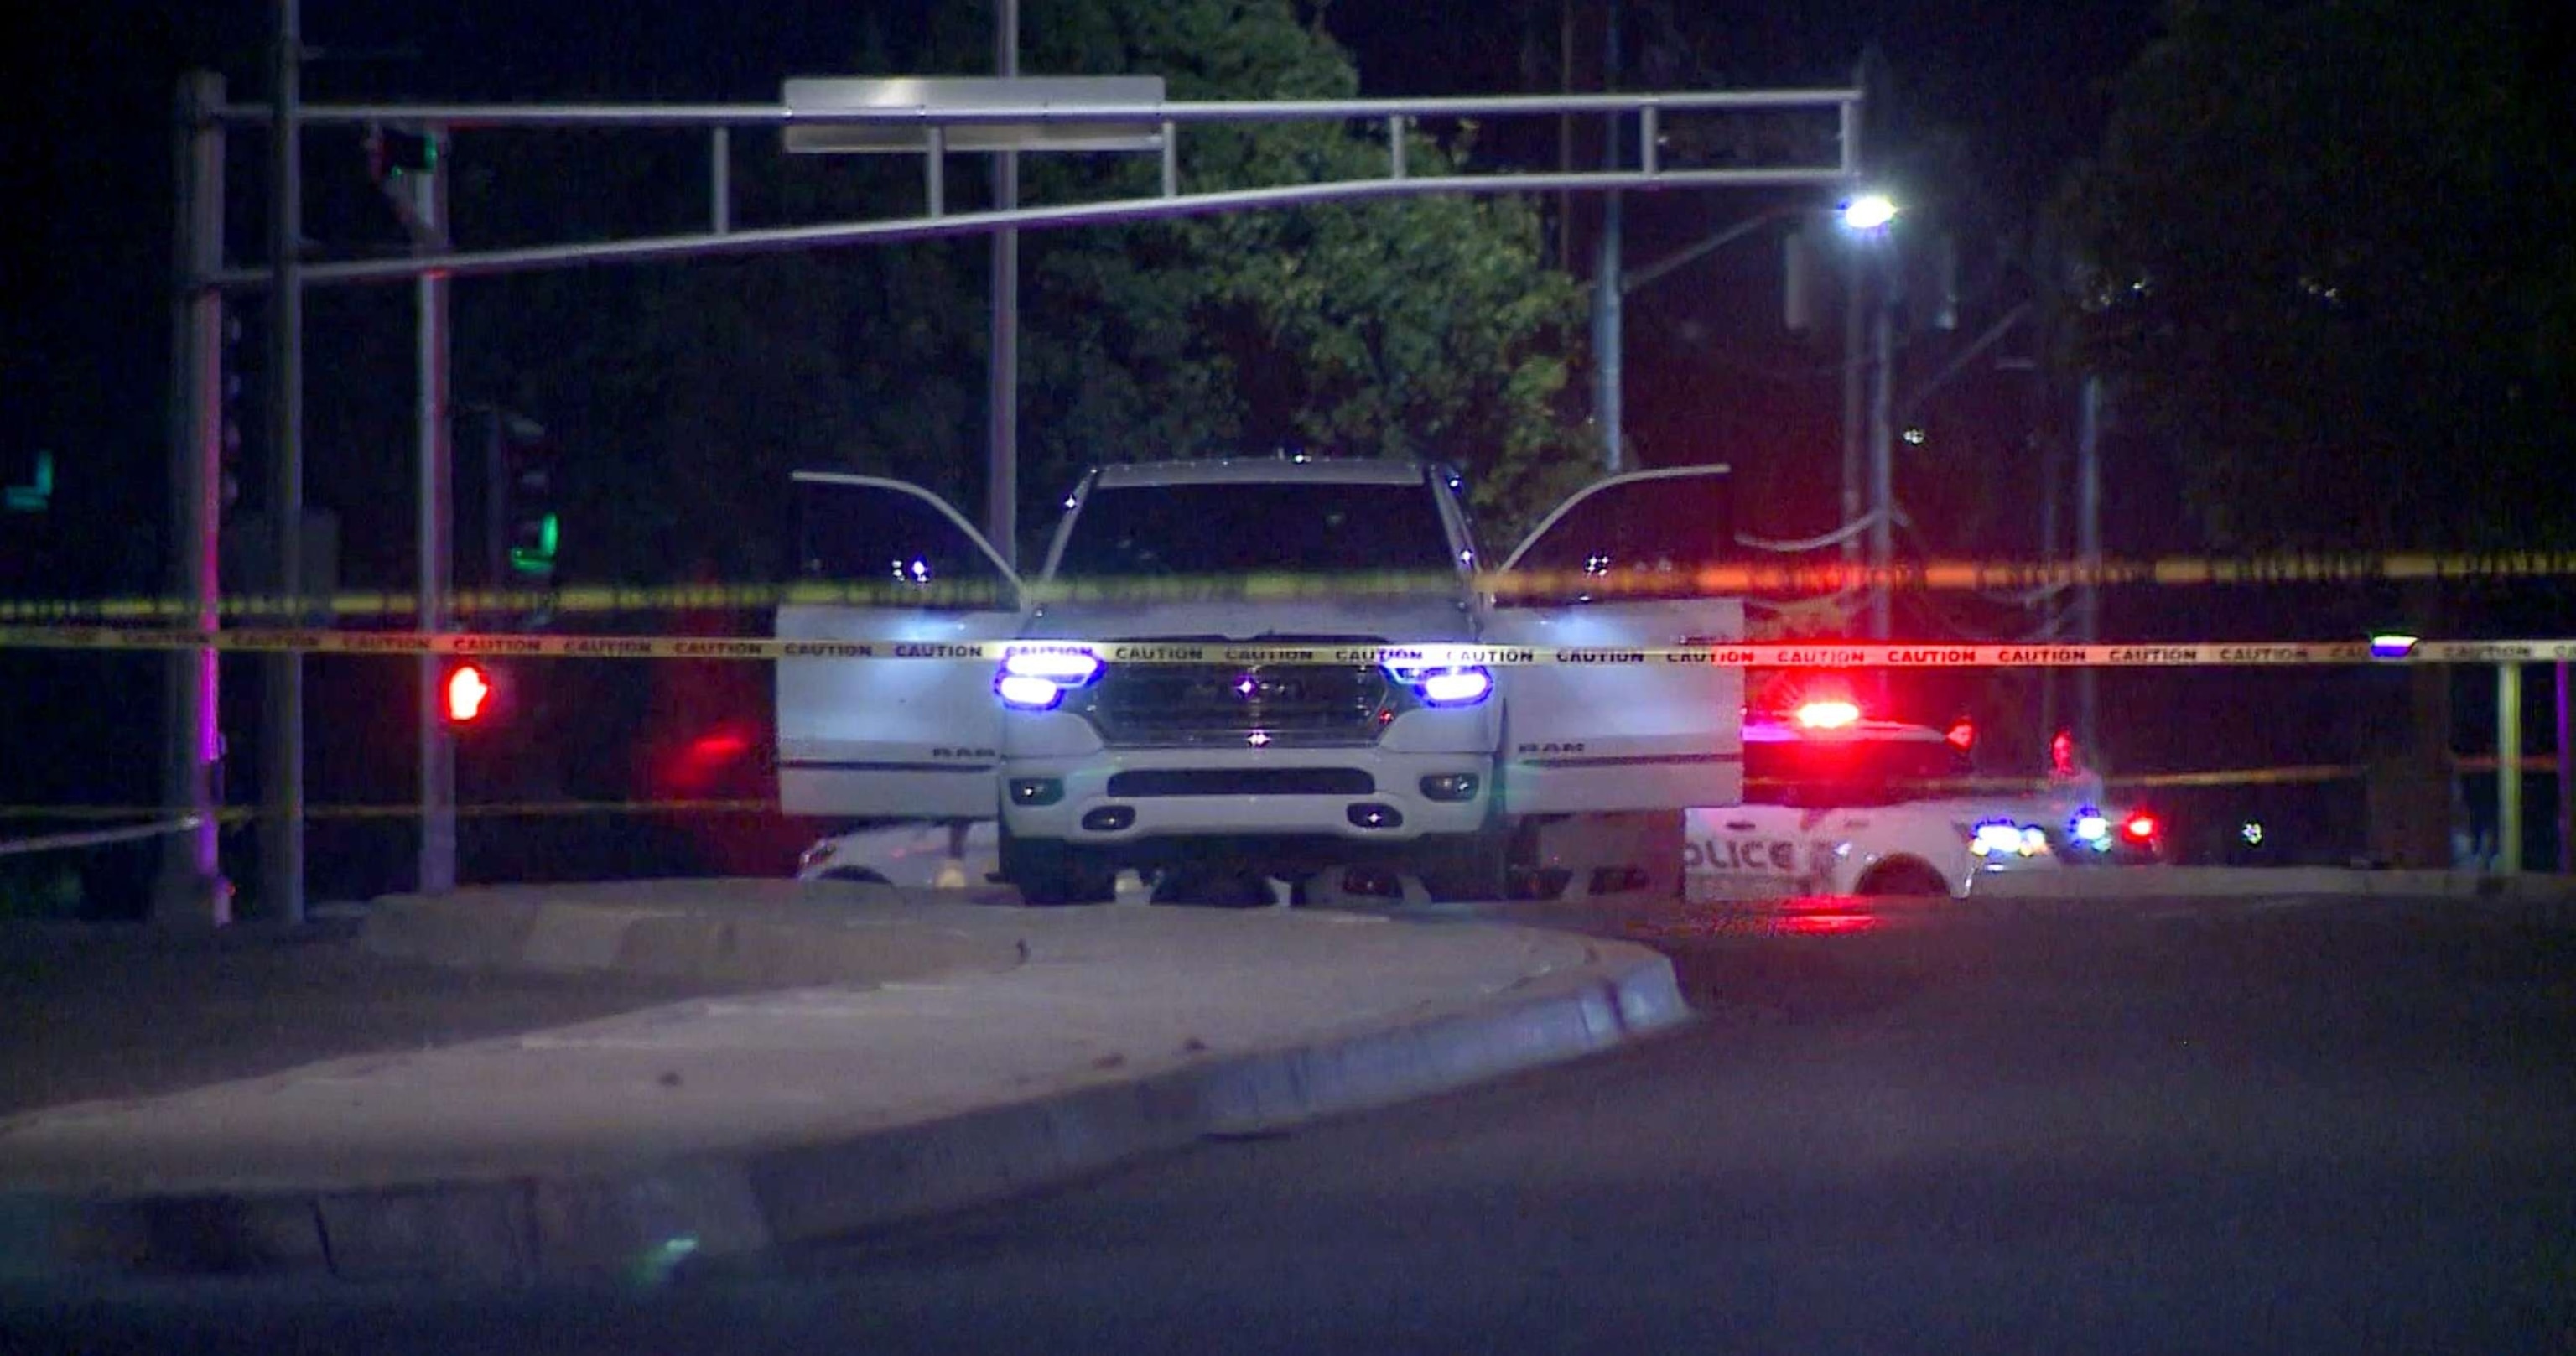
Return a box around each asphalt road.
[10,897,2574,1355]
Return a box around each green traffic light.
[3,450,51,513]
[508,512,560,577]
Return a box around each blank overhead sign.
[782,76,1168,154]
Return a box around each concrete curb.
[360,881,1023,989]
[0,931,1686,1286]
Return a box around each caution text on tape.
[5,548,2576,624]
[5,627,2575,666]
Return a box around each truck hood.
[1019,595,1476,645]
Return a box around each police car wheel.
[1856,860,1948,897]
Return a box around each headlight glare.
[995,673,1068,710]
[1001,648,1102,684]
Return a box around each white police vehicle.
[1680,698,2165,900]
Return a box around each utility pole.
[989,0,1020,567]
[2497,663,2523,873]
[2557,661,2572,875]
[1590,0,1623,472]
[1840,245,1867,573]
[156,72,231,928]
[413,129,456,894]
[261,0,307,925]
[1866,288,1895,640]
[2075,374,2104,756]
[1840,56,1870,573]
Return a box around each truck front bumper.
[999,746,1495,851]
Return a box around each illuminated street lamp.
[1840,192,1898,232]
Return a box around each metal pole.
[2556,660,2571,875]
[417,130,456,895]
[1840,58,1868,574]
[1867,294,1894,640]
[1591,0,1623,473]
[2497,662,2522,874]
[156,71,231,928]
[2075,373,2104,755]
[989,0,1020,568]
[260,0,306,924]
[485,410,506,594]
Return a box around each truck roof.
[1088,458,1433,488]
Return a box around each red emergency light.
[2121,811,2159,842]
[1794,699,1862,730]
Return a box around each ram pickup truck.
[774,456,1742,903]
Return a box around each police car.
[1682,698,2164,900]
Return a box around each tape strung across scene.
[5,547,2576,623]
[25,761,2551,830]
[3,626,2573,666]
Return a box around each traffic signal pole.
[260,0,307,925]
[155,72,231,928]
[989,0,1018,569]
[415,131,457,894]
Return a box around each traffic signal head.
[444,662,494,724]
[500,415,559,580]
[367,125,439,180]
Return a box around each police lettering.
[1681,837,1797,872]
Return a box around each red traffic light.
[444,663,493,724]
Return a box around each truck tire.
[1000,826,1116,907]
[1415,828,1509,904]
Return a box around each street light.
[1839,193,1898,232]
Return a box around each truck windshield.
[1052,481,1458,580]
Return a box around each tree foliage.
[2055,0,2576,552]
[457,0,1594,581]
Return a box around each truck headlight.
[995,647,1102,711]
[1384,662,1493,708]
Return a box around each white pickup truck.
[775,456,1742,903]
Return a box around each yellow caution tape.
[6,548,2576,623]
[4,626,2573,666]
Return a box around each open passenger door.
[776,472,1023,818]
[1484,465,1744,814]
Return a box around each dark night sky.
[7,0,2156,568]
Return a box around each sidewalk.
[0,883,1685,1283]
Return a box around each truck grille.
[1083,661,1394,748]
